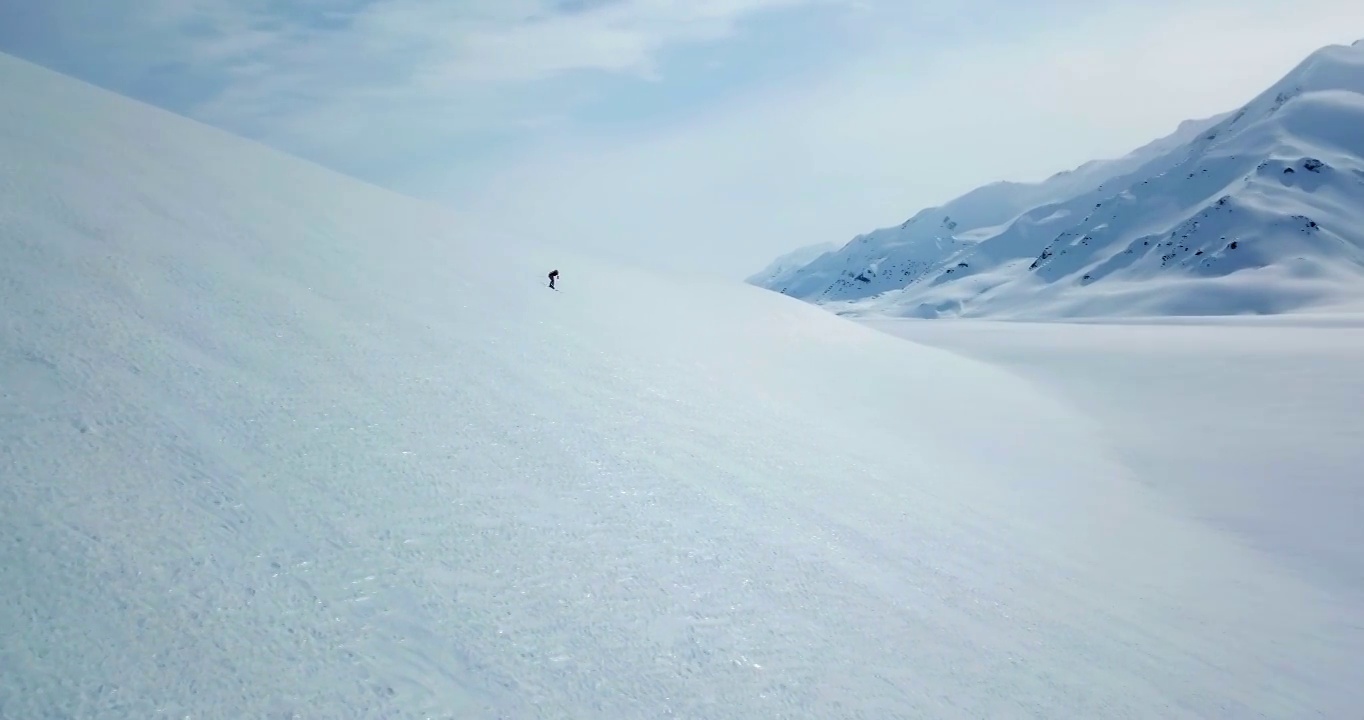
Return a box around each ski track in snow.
[1,51,1363,719]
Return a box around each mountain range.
[750,39,1364,319]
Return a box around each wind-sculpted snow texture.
[756,40,1364,318]
[2,52,1362,719]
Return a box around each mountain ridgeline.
[752,40,1364,318]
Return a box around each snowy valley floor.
[863,316,1364,605]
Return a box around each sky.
[2,0,1363,278]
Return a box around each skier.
[548,269,559,289]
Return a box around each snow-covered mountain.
[4,50,1363,719]
[754,39,1364,318]
[743,240,838,287]
[757,111,1227,301]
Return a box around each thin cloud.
[121,0,829,136]
[1,0,837,168]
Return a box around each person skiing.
[547,269,559,289]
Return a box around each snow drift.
[2,52,1362,718]
[754,40,1364,319]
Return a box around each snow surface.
[3,52,1364,719]
[863,317,1364,604]
[753,39,1364,319]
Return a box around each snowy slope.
[865,317,1364,602]
[3,52,1364,719]
[744,240,837,288]
[756,40,1364,318]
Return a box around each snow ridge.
[754,40,1364,319]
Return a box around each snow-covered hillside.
[755,40,1364,318]
[3,51,1363,719]
[744,240,837,287]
